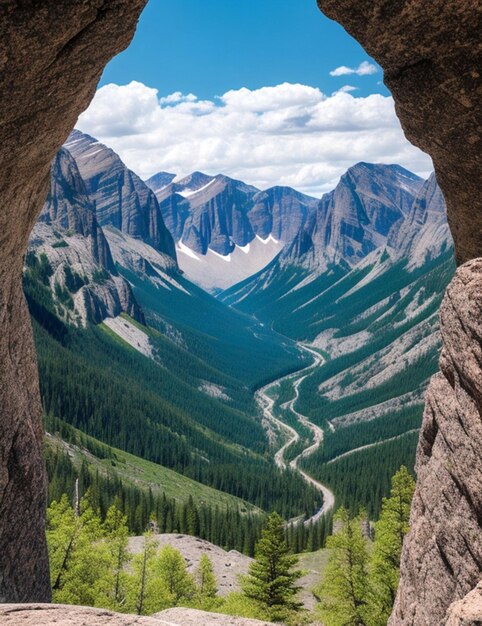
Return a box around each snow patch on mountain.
[177,236,283,293]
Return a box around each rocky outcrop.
[155,608,272,625]
[315,2,481,622]
[0,0,147,602]
[30,149,145,326]
[445,582,482,626]
[388,260,482,625]
[66,131,177,261]
[0,604,272,626]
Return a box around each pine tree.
[194,553,219,610]
[196,553,218,598]
[316,507,370,626]
[367,466,415,625]
[241,512,303,622]
[46,493,112,607]
[125,532,159,615]
[103,501,131,610]
[156,544,196,606]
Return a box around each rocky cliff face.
[388,260,482,626]
[66,130,177,261]
[30,148,144,326]
[272,162,422,273]
[148,172,318,251]
[315,1,481,622]
[39,148,115,272]
[0,0,147,602]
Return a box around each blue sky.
[78,0,431,195]
[100,0,388,100]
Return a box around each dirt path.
[255,345,335,525]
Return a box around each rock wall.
[389,260,482,625]
[0,0,147,602]
[314,3,482,622]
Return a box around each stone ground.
[128,534,252,597]
[0,604,271,625]
[128,534,328,611]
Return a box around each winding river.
[255,345,335,526]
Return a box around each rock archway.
[0,1,480,622]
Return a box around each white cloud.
[77,80,432,197]
[329,61,379,77]
[159,91,197,105]
[332,85,358,95]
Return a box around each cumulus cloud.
[77,80,432,196]
[329,61,378,77]
[332,85,358,95]
[159,91,197,106]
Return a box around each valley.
[21,129,456,617]
[255,344,335,524]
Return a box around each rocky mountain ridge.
[221,167,454,442]
[146,168,319,291]
[29,148,144,325]
[66,130,177,260]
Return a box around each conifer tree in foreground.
[195,553,220,610]
[242,512,303,622]
[103,501,131,610]
[367,465,415,625]
[197,553,218,598]
[316,507,370,626]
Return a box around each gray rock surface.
[0,604,273,626]
[389,260,482,625]
[66,130,177,261]
[30,149,144,325]
[445,582,482,626]
[155,607,273,625]
[0,0,147,602]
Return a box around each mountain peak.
[145,171,176,194]
[65,130,177,263]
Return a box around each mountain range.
[25,128,455,532]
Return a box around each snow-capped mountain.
[146,170,318,292]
